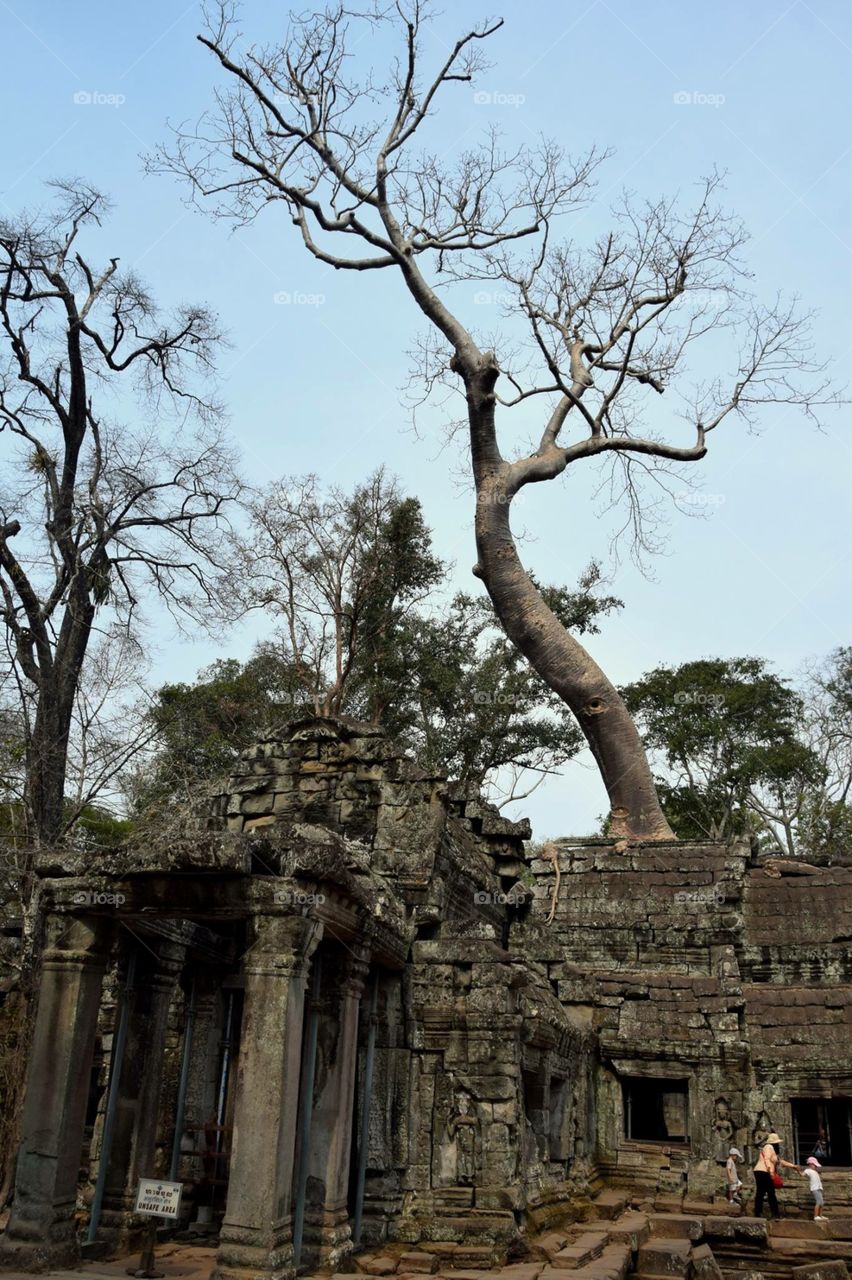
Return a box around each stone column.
[0,916,107,1271]
[96,940,185,1252]
[303,948,370,1270]
[213,915,322,1280]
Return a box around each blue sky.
[1,0,849,836]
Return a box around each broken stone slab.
[691,1243,724,1280]
[791,1263,851,1280]
[398,1252,440,1274]
[648,1215,703,1241]
[635,1237,692,1278]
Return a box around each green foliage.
[132,468,623,812]
[70,804,135,850]
[127,651,313,813]
[622,656,828,848]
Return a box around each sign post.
[126,1179,183,1279]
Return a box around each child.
[726,1147,744,1203]
[801,1156,827,1220]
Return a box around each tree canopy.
[622,652,851,858]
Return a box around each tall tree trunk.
[26,692,73,846]
[474,482,674,842]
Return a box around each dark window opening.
[549,1076,570,1161]
[522,1069,548,1160]
[623,1077,689,1144]
[793,1098,852,1167]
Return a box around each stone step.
[549,1232,609,1270]
[531,1232,572,1262]
[654,1197,685,1215]
[767,1238,852,1263]
[399,1250,440,1273]
[829,1222,852,1243]
[358,1256,400,1275]
[791,1263,850,1280]
[684,1200,719,1216]
[702,1216,770,1245]
[450,1249,504,1269]
[648,1214,704,1241]
[541,1243,632,1280]
[594,1211,651,1250]
[593,1191,632,1221]
[772,1222,843,1242]
[595,1242,633,1280]
[635,1237,692,1279]
[691,1242,725,1280]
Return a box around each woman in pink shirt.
[753,1132,801,1219]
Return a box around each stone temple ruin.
[0,716,850,1280]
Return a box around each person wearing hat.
[753,1132,801,1219]
[800,1155,827,1220]
[725,1147,744,1203]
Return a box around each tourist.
[753,1132,801,1219]
[800,1156,828,1221]
[726,1147,744,1203]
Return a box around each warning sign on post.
[134,1179,183,1219]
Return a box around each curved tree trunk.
[474,481,674,842]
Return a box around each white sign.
[134,1179,183,1219]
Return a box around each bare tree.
[229,468,442,714]
[0,181,240,846]
[154,2,838,839]
[0,626,157,842]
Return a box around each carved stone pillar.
[213,915,322,1280]
[303,948,369,1270]
[0,916,107,1270]
[97,940,185,1252]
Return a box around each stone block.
[550,1233,608,1269]
[772,1221,839,1240]
[648,1215,703,1241]
[603,1212,650,1250]
[701,1216,735,1240]
[531,1232,570,1261]
[654,1196,684,1214]
[734,1219,770,1246]
[691,1244,724,1280]
[398,1252,439,1273]
[598,1243,633,1280]
[592,1190,631,1220]
[357,1259,399,1276]
[791,1264,850,1280]
[635,1238,692,1278]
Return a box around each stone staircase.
[340,1192,852,1280]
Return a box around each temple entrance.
[623,1077,689,1144]
[792,1097,852,1166]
